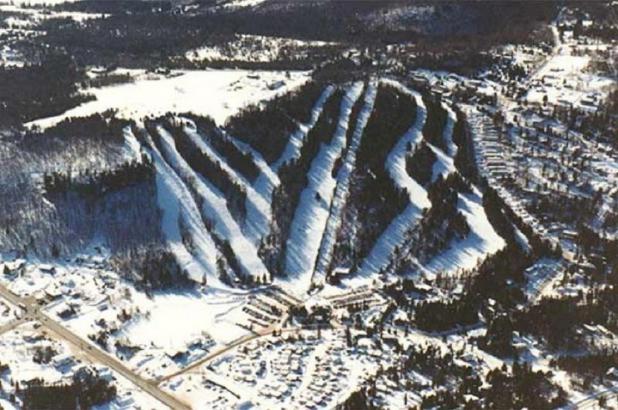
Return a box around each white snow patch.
[27,69,310,130]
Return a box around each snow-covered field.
[27,69,310,129]
[186,34,338,64]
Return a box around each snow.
[283,82,364,294]
[27,69,310,130]
[525,49,614,110]
[143,129,220,285]
[182,124,271,248]
[381,81,431,209]
[357,80,429,277]
[0,0,81,4]
[425,189,506,276]
[0,321,166,410]
[119,289,249,350]
[186,34,337,64]
[0,298,19,327]
[428,142,455,183]
[0,4,106,25]
[166,328,384,410]
[272,86,337,172]
[246,85,336,244]
[312,81,378,287]
[221,0,268,9]
[442,104,457,157]
[154,126,269,281]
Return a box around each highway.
[0,283,189,410]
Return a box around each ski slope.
[283,82,364,294]
[312,81,378,287]
[357,81,429,277]
[154,126,269,281]
[246,85,336,245]
[140,129,220,285]
[182,123,272,248]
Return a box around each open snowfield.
[118,289,250,350]
[525,50,614,109]
[27,69,310,129]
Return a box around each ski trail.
[246,85,336,245]
[138,128,221,286]
[182,124,271,247]
[282,82,364,294]
[357,81,429,277]
[311,81,378,288]
[426,101,457,182]
[425,189,506,277]
[443,103,457,157]
[154,126,269,280]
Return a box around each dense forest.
[226,80,327,163]
[21,368,116,410]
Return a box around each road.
[567,387,618,410]
[0,283,189,410]
[158,327,270,383]
[0,317,28,336]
